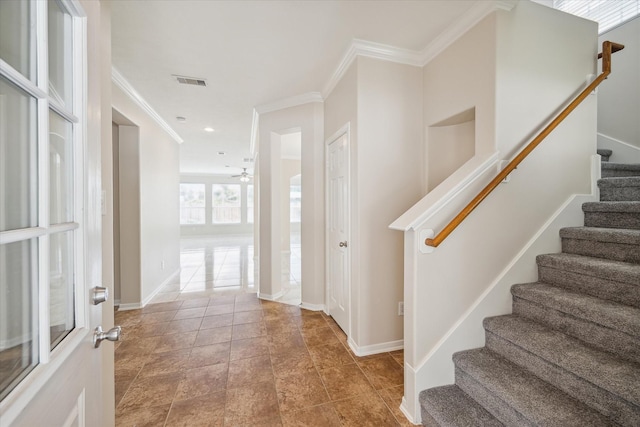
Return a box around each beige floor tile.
[318,363,374,401]
[227,355,274,389]
[115,404,171,427]
[332,391,400,426]
[229,336,270,361]
[275,371,330,413]
[116,373,182,413]
[280,404,342,427]
[186,342,230,369]
[175,364,229,401]
[165,391,226,427]
[358,354,404,390]
[194,326,232,347]
[308,341,355,370]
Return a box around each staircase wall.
[597,16,640,157]
[393,2,599,423]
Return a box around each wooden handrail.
[425,41,624,248]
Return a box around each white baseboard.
[300,302,324,311]
[141,268,181,307]
[400,397,420,425]
[114,299,121,307]
[347,337,403,357]
[117,302,142,311]
[598,132,640,163]
[118,268,181,311]
[258,291,284,301]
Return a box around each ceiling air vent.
[173,75,207,87]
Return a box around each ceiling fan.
[231,168,253,182]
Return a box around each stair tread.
[583,201,640,212]
[599,176,640,187]
[597,149,613,156]
[484,314,640,406]
[560,226,640,244]
[420,385,503,427]
[512,282,640,336]
[536,253,640,286]
[454,348,615,426]
[601,163,640,171]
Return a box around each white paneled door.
[326,130,350,334]
[0,1,110,425]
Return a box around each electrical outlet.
[398,302,404,316]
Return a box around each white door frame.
[325,123,351,336]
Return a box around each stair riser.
[420,410,440,427]
[455,367,532,426]
[537,265,640,308]
[485,331,640,426]
[584,212,640,230]
[599,186,640,202]
[561,238,640,263]
[513,297,640,364]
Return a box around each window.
[212,184,241,224]
[0,0,81,400]
[180,183,206,225]
[553,0,640,34]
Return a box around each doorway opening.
[278,131,302,305]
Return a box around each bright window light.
[553,0,640,34]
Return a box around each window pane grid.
[212,184,241,224]
[553,0,640,33]
[0,0,79,401]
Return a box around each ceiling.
[110,0,480,176]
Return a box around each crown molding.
[111,67,184,144]
[322,0,517,98]
[418,0,517,64]
[322,39,424,97]
[254,92,324,115]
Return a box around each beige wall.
[325,57,424,351]
[258,102,325,307]
[112,83,181,306]
[597,17,640,155]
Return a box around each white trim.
[347,337,404,357]
[597,132,640,163]
[322,1,517,98]
[141,268,181,307]
[0,59,48,100]
[400,396,419,425]
[254,92,323,115]
[299,302,324,312]
[0,227,48,245]
[389,152,500,232]
[258,291,285,301]
[249,108,259,157]
[111,67,183,144]
[116,302,142,311]
[418,0,516,66]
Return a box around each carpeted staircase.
[420,151,640,426]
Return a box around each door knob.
[93,325,121,348]
[339,241,348,248]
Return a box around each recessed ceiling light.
[225,165,230,168]
[217,151,226,155]
[176,116,186,122]
[204,127,215,132]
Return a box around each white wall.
[111,83,181,306]
[325,57,424,352]
[597,16,640,156]
[258,102,325,308]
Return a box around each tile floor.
[114,236,411,426]
[148,235,302,307]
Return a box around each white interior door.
[0,1,110,425]
[326,131,350,333]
